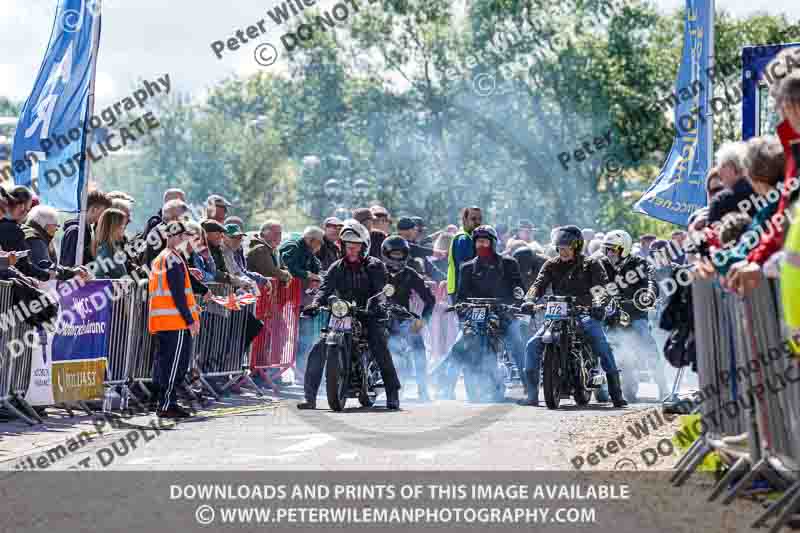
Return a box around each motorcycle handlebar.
[445,303,521,314]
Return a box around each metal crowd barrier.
[102,280,262,407]
[250,277,302,381]
[0,280,41,425]
[125,280,155,400]
[672,277,800,532]
[101,279,149,411]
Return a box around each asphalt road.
[2,381,772,533]
[37,382,665,471]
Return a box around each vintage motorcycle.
[445,289,524,402]
[533,295,606,409]
[314,284,417,411]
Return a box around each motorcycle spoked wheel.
[359,357,378,407]
[325,344,349,412]
[572,347,593,407]
[542,345,562,409]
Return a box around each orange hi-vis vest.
[148,248,200,333]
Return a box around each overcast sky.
[0,0,796,108]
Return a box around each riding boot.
[386,388,400,410]
[606,371,628,408]
[517,369,539,406]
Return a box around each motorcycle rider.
[298,220,402,410]
[520,225,628,407]
[599,230,665,397]
[381,235,436,401]
[450,225,525,401]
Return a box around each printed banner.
[50,280,110,403]
[633,0,712,226]
[12,0,101,211]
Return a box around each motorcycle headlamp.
[331,299,350,318]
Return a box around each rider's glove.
[302,305,320,317]
[520,301,537,314]
[590,306,606,321]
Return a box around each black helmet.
[553,225,584,254]
[381,234,410,271]
[512,245,533,260]
[472,225,499,253]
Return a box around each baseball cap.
[397,217,416,231]
[370,205,389,217]
[323,216,344,227]
[201,219,225,233]
[224,216,245,230]
[223,223,245,237]
[207,194,232,208]
[352,208,374,225]
[410,216,425,228]
[518,219,534,230]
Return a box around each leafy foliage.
[92,3,795,240]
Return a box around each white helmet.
[602,230,632,258]
[339,218,371,257]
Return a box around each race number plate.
[544,302,569,319]
[471,307,487,320]
[328,316,352,331]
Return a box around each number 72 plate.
[545,302,568,319]
[328,316,352,331]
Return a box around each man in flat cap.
[353,207,386,259]
[206,194,233,224]
[317,216,343,271]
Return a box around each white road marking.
[336,451,358,461]
[275,433,335,453]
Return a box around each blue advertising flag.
[11,0,101,212]
[633,0,712,227]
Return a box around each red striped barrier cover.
[250,277,302,374]
[426,281,459,363]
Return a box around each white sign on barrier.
[25,327,54,406]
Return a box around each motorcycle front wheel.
[359,358,378,407]
[325,345,349,411]
[542,345,562,409]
